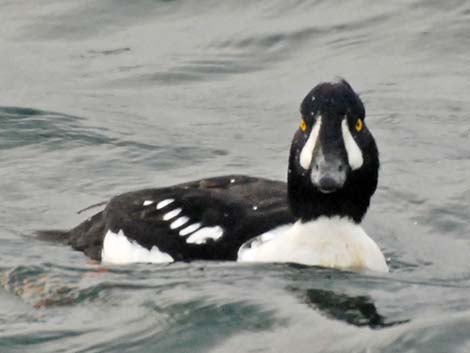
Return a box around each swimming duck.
[39,80,388,272]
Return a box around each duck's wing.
[50,175,294,262]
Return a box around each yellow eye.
[300,119,307,132]
[355,118,363,132]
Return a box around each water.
[1,0,470,351]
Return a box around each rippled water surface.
[1,1,470,352]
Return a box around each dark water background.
[1,0,470,352]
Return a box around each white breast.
[237,217,389,273]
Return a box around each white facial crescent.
[341,118,363,170]
[299,116,322,170]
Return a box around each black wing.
[54,175,294,261]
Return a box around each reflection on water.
[301,288,408,329]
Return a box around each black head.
[287,80,379,223]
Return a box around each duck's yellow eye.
[300,119,307,132]
[355,118,363,132]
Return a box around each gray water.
[1,0,470,352]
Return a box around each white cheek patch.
[341,118,363,170]
[299,116,322,170]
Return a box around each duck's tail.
[35,207,106,261]
[36,230,70,244]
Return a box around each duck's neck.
[287,132,379,223]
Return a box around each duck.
[38,79,388,272]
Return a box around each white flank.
[300,116,322,170]
[179,223,202,236]
[186,226,224,244]
[237,217,388,273]
[101,229,174,264]
[156,199,175,210]
[163,208,182,221]
[170,216,190,229]
[341,118,363,170]
[240,224,292,250]
[143,200,154,206]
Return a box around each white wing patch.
[179,223,202,236]
[170,216,189,229]
[300,116,322,170]
[156,199,175,210]
[163,208,182,221]
[186,226,223,244]
[101,229,174,264]
[143,200,154,206]
[341,118,363,170]
[153,199,224,245]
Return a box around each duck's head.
[288,80,379,223]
